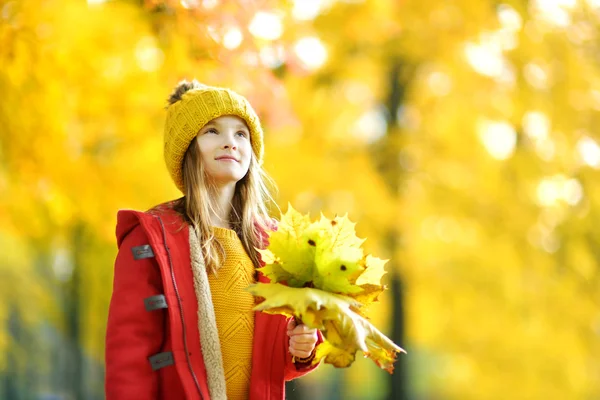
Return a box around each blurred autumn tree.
[1,0,600,399]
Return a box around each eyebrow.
[203,122,248,130]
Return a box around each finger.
[286,318,297,333]
[290,324,317,335]
[289,331,318,343]
[289,341,316,353]
[290,333,318,344]
[289,346,313,359]
[291,351,312,359]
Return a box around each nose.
[222,131,237,150]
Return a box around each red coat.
[105,206,321,399]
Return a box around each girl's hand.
[287,318,319,359]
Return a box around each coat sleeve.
[283,317,324,381]
[105,225,165,399]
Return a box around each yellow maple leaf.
[347,283,385,318]
[249,205,405,372]
[246,283,405,372]
[355,255,388,286]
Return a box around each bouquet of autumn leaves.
[246,206,406,373]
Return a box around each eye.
[205,128,218,134]
[236,130,249,138]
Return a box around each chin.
[212,173,245,185]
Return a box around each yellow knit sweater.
[208,227,256,400]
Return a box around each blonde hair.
[172,136,276,274]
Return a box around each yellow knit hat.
[163,84,264,193]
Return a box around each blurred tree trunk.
[376,61,410,400]
[65,223,85,400]
[4,307,20,400]
[389,270,408,400]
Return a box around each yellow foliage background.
[1,0,599,399]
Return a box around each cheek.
[196,138,218,161]
[199,150,213,167]
[240,141,252,161]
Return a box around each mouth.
[215,156,239,162]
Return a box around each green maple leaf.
[258,206,371,292]
[261,206,315,286]
[256,258,293,283]
[308,213,367,294]
[313,245,365,294]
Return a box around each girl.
[105,80,322,400]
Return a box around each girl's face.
[196,115,252,185]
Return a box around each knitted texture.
[208,227,256,400]
[188,226,228,400]
[164,86,264,193]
